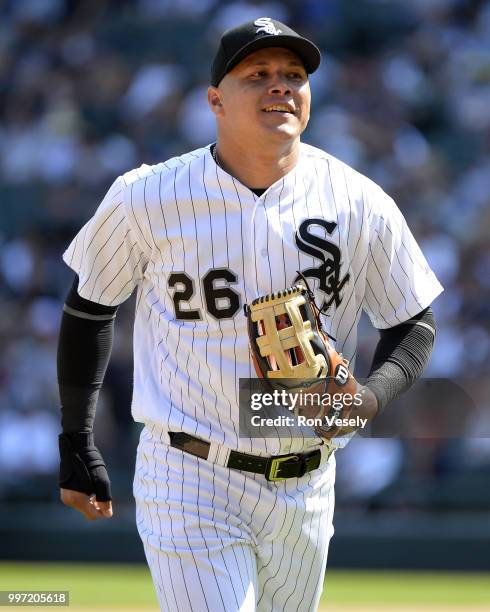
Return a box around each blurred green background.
[2,563,490,610]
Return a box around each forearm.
[365,306,436,414]
[57,276,118,433]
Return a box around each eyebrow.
[242,59,305,68]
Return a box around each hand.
[316,384,379,440]
[60,488,113,521]
[58,433,113,521]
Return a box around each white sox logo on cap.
[254,17,282,36]
[210,18,321,86]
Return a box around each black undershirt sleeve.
[57,276,118,434]
[365,306,436,414]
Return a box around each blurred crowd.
[0,0,489,510]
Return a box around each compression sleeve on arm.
[57,276,118,434]
[365,306,436,413]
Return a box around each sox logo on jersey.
[294,218,350,312]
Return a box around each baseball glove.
[245,280,358,436]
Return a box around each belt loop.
[208,441,231,466]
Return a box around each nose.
[267,72,291,96]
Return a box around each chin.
[261,122,300,140]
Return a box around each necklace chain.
[211,143,221,168]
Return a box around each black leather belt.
[168,432,324,481]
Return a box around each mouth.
[262,103,296,115]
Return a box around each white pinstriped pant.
[134,425,336,612]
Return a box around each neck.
[214,134,300,189]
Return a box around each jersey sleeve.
[362,186,443,329]
[63,176,149,306]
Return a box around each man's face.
[209,47,311,144]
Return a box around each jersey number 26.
[168,268,240,321]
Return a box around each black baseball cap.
[210,17,321,86]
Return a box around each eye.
[288,71,306,80]
[250,70,267,79]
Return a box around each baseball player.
[57,18,442,612]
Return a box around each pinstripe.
[150,433,171,612]
[83,200,123,255]
[76,224,90,276]
[365,276,391,326]
[184,321,198,424]
[374,232,411,317]
[210,460,244,607]
[141,425,166,608]
[230,174,257,453]
[109,251,146,303]
[254,487,278,541]
[156,167,178,400]
[68,231,80,268]
[180,452,211,612]
[134,282,145,313]
[142,175,166,325]
[260,192,274,295]
[301,168,316,273]
[378,211,416,263]
[197,155,228,441]
[343,167,353,251]
[326,179,367,349]
[229,542,249,600]
[223,547,245,607]
[322,160,339,235]
[362,289,378,323]
[244,471,266,537]
[290,166,302,273]
[350,187,366,265]
[212,168,241,443]
[203,155,234,442]
[188,158,224,440]
[77,186,122,272]
[367,241,402,324]
[282,475,315,609]
[377,216,425,308]
[160,442,186,612]
[334,242,368,332]
[161,165,186,428]
[269,481,308,608]
[130,183,153,251]
[277,178,288,288]
[301,475,334,610]
[337,256,370,354]
[249,179,262,298]
[311,484,336,609]
[77,217,125,293]
[231,173,253,388]
[259,489,299,608]
[94,237,138,299]
[195,455,227,611]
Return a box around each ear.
[208,86,223,116]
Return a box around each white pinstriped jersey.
[63,142,443,455]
